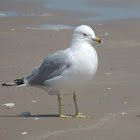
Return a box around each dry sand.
[0,0,140,140]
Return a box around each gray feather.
[25,50,71,86]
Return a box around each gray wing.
[25,50,71,86]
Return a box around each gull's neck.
[71,38,92,49]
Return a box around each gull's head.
[72,25,103,45]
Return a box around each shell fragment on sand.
[1,103,14,107]
[34,117,39,120]
[122,112,128,115]
[32,100,37,103]
[21,132,28,135]
[105,33,109,35]
[123,102,127,104]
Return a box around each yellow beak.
[93,37,103,44]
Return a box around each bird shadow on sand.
[0,114,59,118]
[0,114,74,118]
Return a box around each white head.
[71,25,103,45]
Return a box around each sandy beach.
[0,0,140,140]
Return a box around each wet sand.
[0,0,140,140]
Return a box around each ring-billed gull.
[2,25,103,118]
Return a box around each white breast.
[42,43,98,95]
[56,44,97,93]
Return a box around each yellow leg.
[58,95,72,118]
[73,93,92,118]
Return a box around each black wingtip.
[2,83,8,86]
[2,78,24,87]
[14,78,24,85]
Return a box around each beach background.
[0,0,140,139]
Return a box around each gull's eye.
[83,33,87,36]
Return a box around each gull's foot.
[75,112,92,118]
[60,114,73,118]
